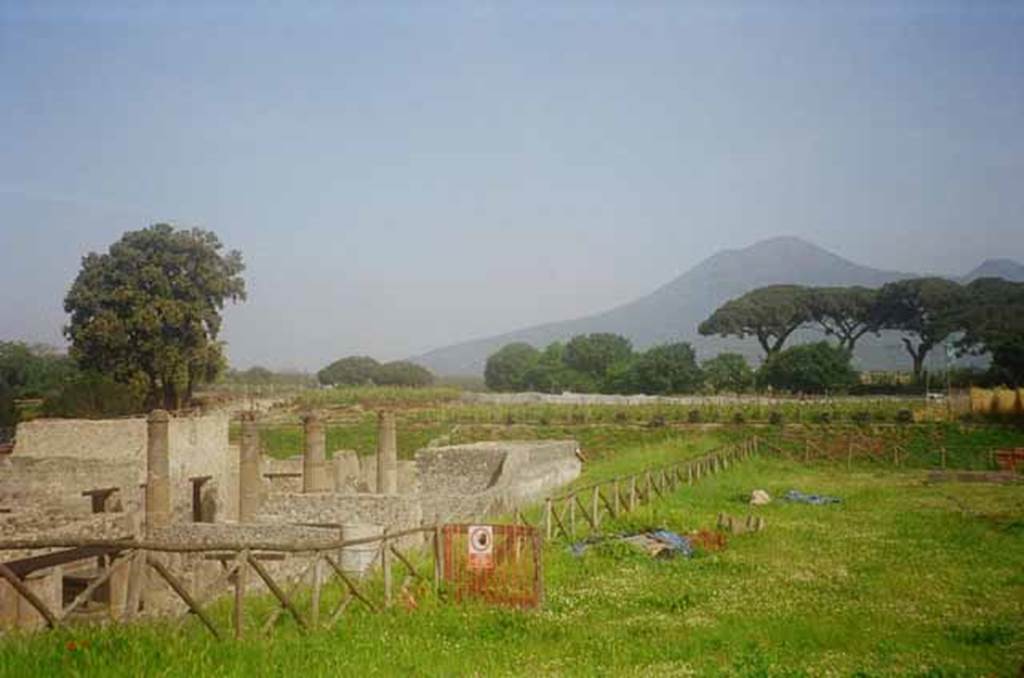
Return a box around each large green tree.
[64,224,246,409]
[698,285,813,357]
[374,361,435,387]
[957,277,1024,385]
[807,286,880,352]
[701,352,754,393]
[318,356,381,386]
[627,342,703,395]
[484,343,540,392]
[875,277,966,379]
[563,333,633,380]
[758,341,859,394]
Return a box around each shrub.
[896,409,914,424]
[758,342,859,394]
[702,353,754,393]
[851,410,871,426]
[648,415,667,428]
[484,343,540,392]
[688,409,701,424]
[732,412,746,425]
[769,411,784,426]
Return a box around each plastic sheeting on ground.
[783,489,841,505]
[570,530,693,559]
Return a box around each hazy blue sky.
[2,1,1022,370]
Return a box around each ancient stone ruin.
[0,410,581,631]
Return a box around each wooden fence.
[0,522,541,639]
[542,436,760,541]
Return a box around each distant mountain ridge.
[411,237,1020,376]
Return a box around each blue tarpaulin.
[570,530,694,558]
[784,489,841,505]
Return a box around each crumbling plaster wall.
[6,414,237,523]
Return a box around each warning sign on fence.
[467,524,494,570]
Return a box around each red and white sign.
[467,524,494,570]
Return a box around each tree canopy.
[956,278,1024,385]
[317,356,434,387]
[484,343,540,392]
[564,333,633,379]
[874,277,966,378]
[626,342,703,395]
[318,356,382,386]
[807,286,880,351]
[758,341,859,394]
[698,285,812,356]
[63,224,246,409]
[702,352,754,393]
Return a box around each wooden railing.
[1,523,537,638]
[542,436,760,541]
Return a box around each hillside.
[411,237,1013,376]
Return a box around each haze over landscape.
[2,2,1023,373]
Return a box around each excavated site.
[0,410,581,630]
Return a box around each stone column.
[146,409,172,532]
[332,450,361,493]
[16,568,61,631]
[0,580,17,630]
[239,412,262,521]
[376,411,398,494]
[302,413,331,493]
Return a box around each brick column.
[146,409,172,532]
[376,411,398,494]
[239,412,262,520]
[302,413,331,493]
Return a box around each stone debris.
[749,489,772,506]
[717,512,766,534]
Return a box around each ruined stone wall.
[258,493,423,537]
[413,440,582,523]
[6,414,237,524]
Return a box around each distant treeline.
[316,356,435,388]
[484,333,870,395]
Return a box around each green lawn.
[2,435,1023,676]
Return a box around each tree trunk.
[162,381,179,411]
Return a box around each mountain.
[962,258,1024,283]
[412,237,917,376]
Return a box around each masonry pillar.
[146,409,172,532]
[376,411,398,494]
[239,412,262,521]
[332,450,361,493]
[0,580,16,630]
[302,413,331,493]
[16,567,62,631]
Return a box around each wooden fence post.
[234,550,248,639]
[433,525,443,594]
[544,498,553,541]
[310,555,323,629]
[382,528,392,608]
[629,476,637,511]
[612,479,620,517]
[591,486,601,531]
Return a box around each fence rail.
[542,436,760,541]
[0,522,541,639]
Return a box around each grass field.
[2,424,1023,676]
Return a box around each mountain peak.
[963,258,1024,282]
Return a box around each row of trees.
[486,334,734,394]
[0,341,147,426]
[698,277,1024,383]
[316,356,434,387]
[484,333,863,395]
